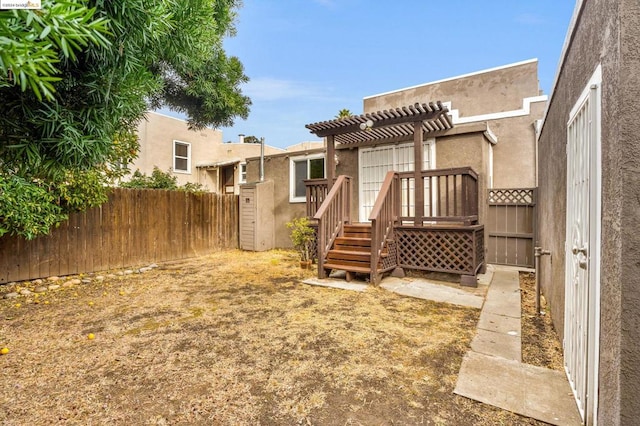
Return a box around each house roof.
[196,158,241,168]
[305,101,453,145]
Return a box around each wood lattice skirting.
[395,225,484,276]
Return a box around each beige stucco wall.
[250,129,493,251]
[537,0,640,422]
[132,112,223,187]
[245,150,323,248]
[131,111,283,193]
[435,131,492,227]
[363,60,545,188]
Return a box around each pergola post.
[326,134,336,188]
[413,121,424,226]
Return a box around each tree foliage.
[120,167,205,193]
[335,108,353,119]
[243,135,260,144]
[0,0,250,239]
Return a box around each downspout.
[260,137,265,182]
[534,246,551,314]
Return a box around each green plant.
[0,0,249,239]
[120,167,205,193]
[286,217,315,262]
[0,175,67,239]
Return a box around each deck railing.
[368,171,400,284]
[397,167,479,225]
[313,175,351,278]
[304,178,329,218]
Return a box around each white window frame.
[289,153,325,203]
[239,162,247,184]
[173,140,191,174]
[358,139,435,222]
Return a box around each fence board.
[0,189,239,282]
[486,188,536,268]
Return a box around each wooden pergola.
[303,101,484,286]
[305,101,453,222]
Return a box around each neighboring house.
[537,0,640,424]
[130,111,284,194]
[245,59,546,254]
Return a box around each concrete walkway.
[303,267,583,424]
[454,268,582,425]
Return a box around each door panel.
[564,66,601,425]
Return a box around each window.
[173,141,191,173]
[289,154,325,202]
[240,163,247,183]
[358,140,435,221]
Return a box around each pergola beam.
[305,101,453,145]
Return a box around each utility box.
[239,180,274,251]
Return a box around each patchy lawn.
[1,250,545,425]
[520,272,564,371]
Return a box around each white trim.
[484,128,499,145]
[587,64,601,426]
[364,59,539,100]
[443,95,548,125]
[173,140,191,174]
[542,0,587,125]
[239,162,247,184]
[488,144,494,188]
[289,153,325,203]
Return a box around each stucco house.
[130,111,284,194]
[244,59,546,280]
[537,0,640,423]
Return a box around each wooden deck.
[307,167,485,286]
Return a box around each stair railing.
[313,175,351,278]
[368,171,399,284]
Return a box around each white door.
[564,65,601,425]
[359,140,434,222]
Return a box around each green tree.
[243,135,260,144]
[120,167,204,193]
[335,108,353,119]
[0,0,250,239]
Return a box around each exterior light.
[359,120,374,131]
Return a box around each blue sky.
[177,1,576,148]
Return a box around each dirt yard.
[1,250,550,425]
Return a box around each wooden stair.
[323,224,384,281]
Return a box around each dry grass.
[2,250,544,425]
[520,272,564,370]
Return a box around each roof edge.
[363,58,539,100]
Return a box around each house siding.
[364,60,544,189]
[133,112,223,187]
[537,0,640,422]
[131,112,283,193]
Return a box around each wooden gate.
[486,188,536,268]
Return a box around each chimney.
[238,133,245,144]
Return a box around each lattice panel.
[475,228,485,267]
[379,239,398,271]
[488,188,536,205]
[396,228,480,275]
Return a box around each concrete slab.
[301,278,368,292]
[471,328,521,361]
[380,277,484,309]
[477,311,521,336]
[455,352,582,426]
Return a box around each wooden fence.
[0,188,239,283]
[486,188,536,268]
